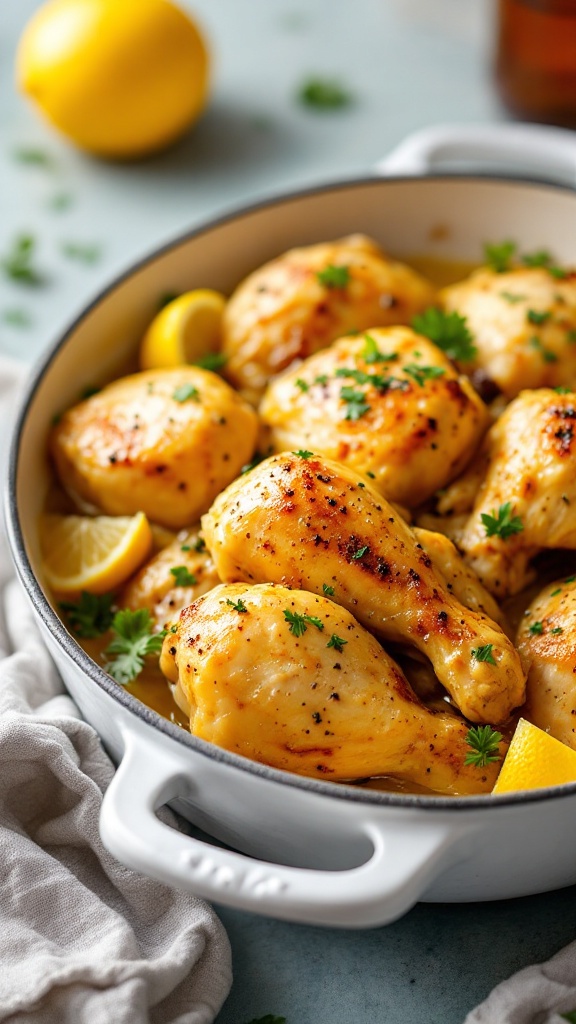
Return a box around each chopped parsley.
[2,307,31,327]
[464,725,503,768]
[316,264,350,289]
[103,609,165,685]
[13,146,54,167]
[339,386,371,420]
[173,383,200,403]
[283,609,324,636]
[527,309,551,326]
[60,591,115,639]
[555,387,573,394]
[335,367,406,393]
[412,307,477,362]
[551,627,564,635]
[484,240,516,273]
[48,192,73,212]
[361,333,397,364]
[565,575,576,583]
[480,502,524,540]
[529,335,557,363]
[61,241,102,264]
[170,566,197,587]
[226,597,248,613]
[241,451,268,474]
[500,291,526,304]
[298,77,353,110]
[327,634,347,652]
[322,583,335,596]
[351,545,369,559]
[366,471,375,479]
[522,249,567,278]
[528,621,544,635]
[292,449,314,458]
[314,374,329,386]
[1,234,43,285]
[403,364,445,387]
[471,643,497,665]
[551,587,562,597]
[192,537,206,553]
[194,352,227,372]
[295,378,309,392]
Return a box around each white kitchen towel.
[464,941,576,1023]
[0,357,232,1024]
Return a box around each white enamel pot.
[7,124,576,929]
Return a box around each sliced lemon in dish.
[139,289,227,370]
[40,512,153,595]
[493,717,576,794]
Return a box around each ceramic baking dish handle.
[100,724,471,928]
[376,122,576,186]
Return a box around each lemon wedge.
[139,290,227,370]
[17,0,209,159]
[493,717,576,794]
[40,512,153,595]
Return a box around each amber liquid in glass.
[495,0,576,126]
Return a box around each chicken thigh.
[50,367,258,529]
[222,234,436,403]
[121,527,220,629]
[201,452,525,723]
[161,582,502,794]
[460,389,576,599]
[260,328,488,508]
[441,266,576,400]
[517,576,576,749]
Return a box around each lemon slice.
[139,290,227,370]
[41,512,153,595]
[493,718,576,794]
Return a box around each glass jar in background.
[495,0,576,127]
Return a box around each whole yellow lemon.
[16,0,210,159]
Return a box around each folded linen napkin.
[0,357,232,1024]
[464,942,576,1023]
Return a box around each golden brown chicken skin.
[460,389,576,599]
[260,328,488,508]
[441,266,576,400]
[517,578,576,749]
[413,527,510,635]
[201,453,525,724]
[161,583,502,794]
[121,527,220,629]
[222,234,436,403]
[50,367,259,529]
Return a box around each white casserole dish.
[6,123,576,929]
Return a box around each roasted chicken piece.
[222,234,436,403]
[459,389,576,599]
[413,528,510,635]
[50,367,258,529]
[161,583,502,795]
[201,453,525,723]
[441,266,576,400]
[121,528,220,629]
[517,577,576,749]
[259,328,488,508]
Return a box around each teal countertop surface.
[3,2,575,1022]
